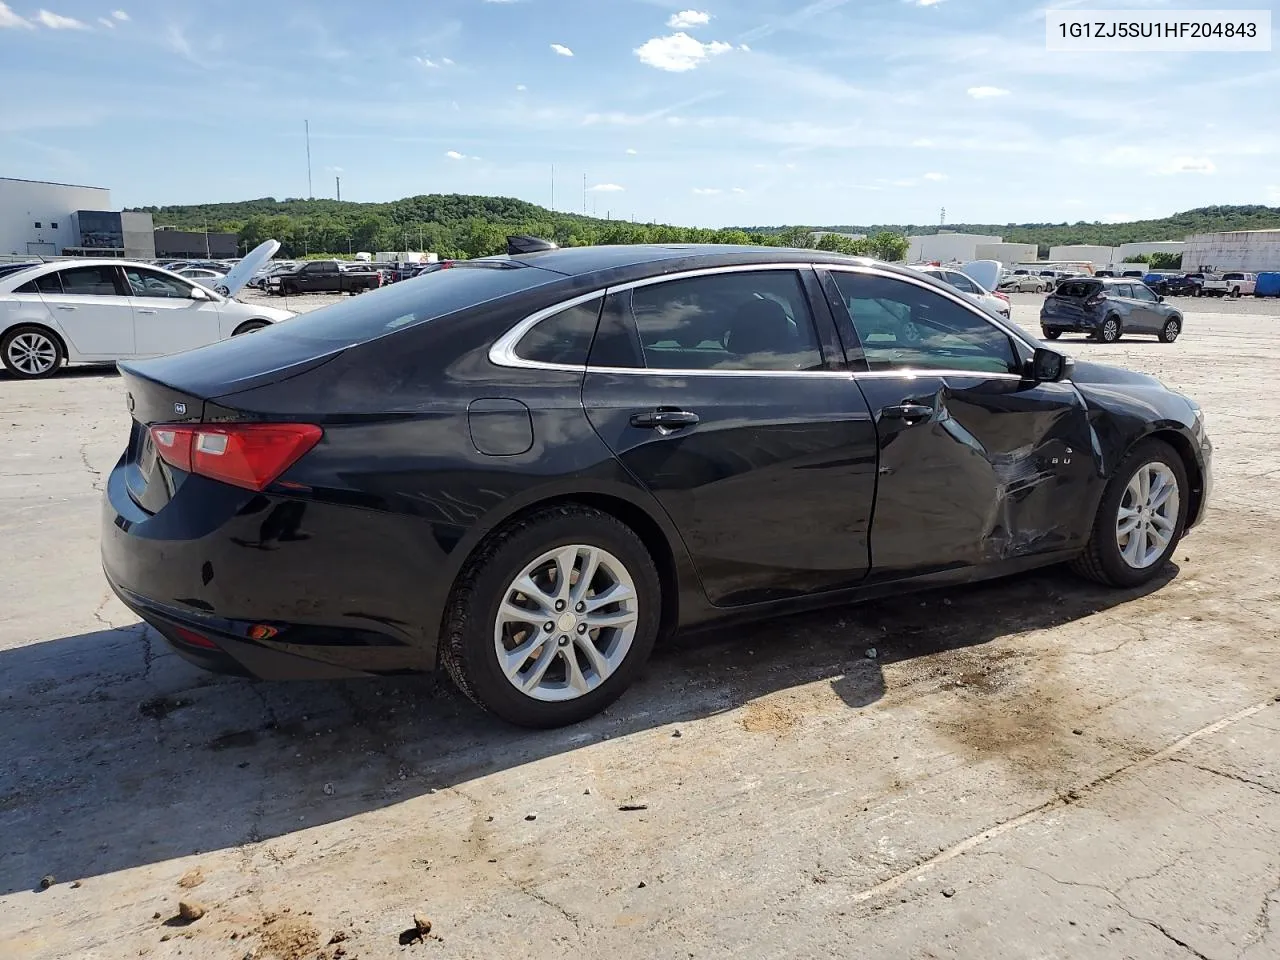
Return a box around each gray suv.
[1040,278,1184,344]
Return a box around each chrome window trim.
[486,259,1044,381]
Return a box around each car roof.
[484,243,890,283]
[0,258,214,291]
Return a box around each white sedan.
[0,259,294,379]
[176,267,229,291]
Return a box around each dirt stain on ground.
[259,913,319,960]
[741,698,801,735]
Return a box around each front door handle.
[630,408,700,431]
[55,305,76,311]
[879,403,933,423]
[137,309,157,315]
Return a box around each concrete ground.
[1,291,1277,960]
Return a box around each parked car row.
[265,259,383,296]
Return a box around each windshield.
[259,262,561,345]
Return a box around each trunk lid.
[1043,278,1103,321]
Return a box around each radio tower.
[940,206,946,226]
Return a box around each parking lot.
[2,291,1278,960]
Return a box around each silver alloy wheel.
[1115,462,1180,569]
[6,331,57,376]
[494,543,639,702]
[1102,318,1119,342]
[1164,318,1180,341]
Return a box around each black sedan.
[102,242,1213,727]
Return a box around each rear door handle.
[55,305,77,311]
[137,309,157,315]
[879,403,933,423]
[630,408,700,432]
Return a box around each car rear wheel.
[1070,439,1187,588]
[1158,317,1180,343]
[1096,316,1121,343]
[1,326,64,379]
[232,320,269,336]
[1042,329,1061,340]
[440,504,661,728]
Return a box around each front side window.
[514,297,603,365]
[124,267,194,299]
[619,270,824,372]
[830,271,1019,376]
[944,271,979,295]
[57,266,123,296]
[1131,284,1157,302]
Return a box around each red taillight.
[149,423,322,491]
[993,291,1010,303]
[173,626,219,650]
[1086,295,1105,307]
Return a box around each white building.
[974,242,1037,268]
[0,176,111,257]
[908,232,1002,263]
[1180,230,1280,272]
[1048,244,1115,267]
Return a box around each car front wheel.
[1042,328,1061,340]
[1071,439,1188,588]
[1158,317,1181,343]
[440,505,661,727]
[1096,316,1121,343]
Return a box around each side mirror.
[1029,346,1073,382]
[1157,294,1165,302]
[189,285,210,301]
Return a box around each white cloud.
[625,148,638,155]
[550,43,573,57]
[34,9,89,29]
[588,183,625,192]
[923,172,948,181]
[692,187,722,195]
[739,44,751,51]
[909,0,946,6]
[97,16,113,27]
[1160,156,1216,175]
[967,85,1010,98]
[112,9,128,19]
[635,32,733,72]
[442,57,454,66]
[515,83,527,91]
[667,9,710,28]
[731,187,746,193]
[0,3,32,28]
[445,150,466,160]
[415,55,450,68]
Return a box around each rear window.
[263,262,561,345]
[1055,279,1102,299]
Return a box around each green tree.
[1149,252,1182,270]
[774,226,815,249]
[815,233,868,256]
[867,231,909,262]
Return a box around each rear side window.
[514,297,603,365]
[624,270,824,372]
[58,266,122,296]
[266,263,561,345]
[1055,279,1102,299]
[945,272,979,294]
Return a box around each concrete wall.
[153,229,238,258]
[0,178,111,257]
[908,233,1002,263]
[1181,231,1280,272]
[1048,244,1115,266]
[974,242,1037,267]
[120,212,155,260]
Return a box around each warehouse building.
[1181,230,1280,272]
[974,242,1037,268]
[1048,244,1115,267]
[908,232,1002,263]
[153,226,238,259]
[1116,240,1184,261]
[0,176,111,257]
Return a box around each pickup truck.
[1197,271,1256,297]
[268,260,382,296]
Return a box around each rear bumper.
[101,455,443,678]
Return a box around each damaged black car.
[102,242,1212,727]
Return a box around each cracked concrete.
[1,296,1278,959]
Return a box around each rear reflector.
[149,422,322,491]
[173,626,220,650]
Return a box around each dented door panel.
[855,374,1101,581]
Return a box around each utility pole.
[305,119,314,199]
[551,164,555,211]
[336,176,341,201]
[204,218,210,258]
[418,223,423,252]
[583,174,587,215]
[940,206,946,226]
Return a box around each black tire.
[232,321,269,336]
[1042,329,1062,340]
[1230,287,1241,298]
[1,325,65,379]
[1158,317,1180,343]
[1070,439,1188,588]
[440,504,662,728]
[1096,316,1121,343]
[1192,287,1202,298]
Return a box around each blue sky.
[1,0,1277,227]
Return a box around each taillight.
[1086,294,1105,307]
[149,423,322,491]
[173,625,219,650]
[993,291,1010,303]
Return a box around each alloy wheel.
[493,544,639,702]
[1163,319,1180,342]
[6,331,58,376]
[1115,463,1180,569]
[1101,318,1119,342]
